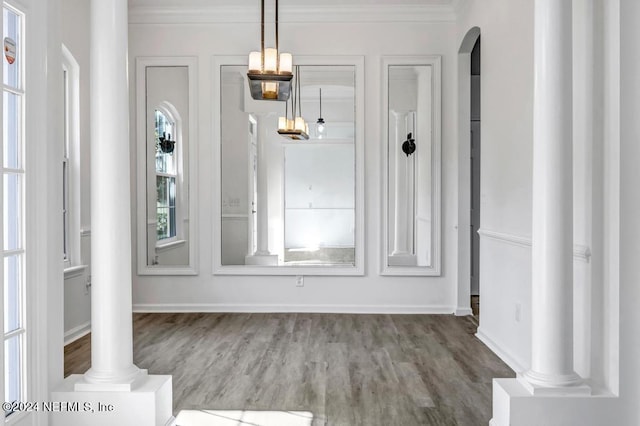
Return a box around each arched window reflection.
[155,109,177,242]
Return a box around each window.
[2,3,25,419]
[155,109,177,243]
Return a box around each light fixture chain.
[260,0,265,69]
[292,70,297,121]
[297,65,302,117]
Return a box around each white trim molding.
[64,321,91,346]
[212,55,365,276]
[135,56,199,276]
[133,303,457,315]
[63,264,88,279]
[478,228,592,262]
[476,327,526,374]
[455,307,474,316]
[128,4,457,25]
[380,55,442,277]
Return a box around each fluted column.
[521,0,587,394]
[82,0,141,387]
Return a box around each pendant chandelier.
[247,0,293,101]
[278,65,309,140]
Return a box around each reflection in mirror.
[383,57,441,275]
[136,64,194,272]
[220,64,356,267]
[146,67,189,267]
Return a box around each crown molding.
[129,4,457,25]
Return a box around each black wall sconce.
[402,132,416,156]
[158,132,175,154]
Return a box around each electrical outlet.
[296,276,304,287]
[515,302,521,322]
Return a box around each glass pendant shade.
[262,82,278,99]
[248,51,261,73]
[279,53,293,74]
[263,48,278,73]
[316,118,325,138]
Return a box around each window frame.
[135,56,198,276]
[61,44,82,273]
[154,107,180,246]
[2,2,27,422]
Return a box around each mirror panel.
[213,56,364,275]
[136,57,198,275]
[382,56,441,276]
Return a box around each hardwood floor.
[65,313,514,425]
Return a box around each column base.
[245,253,278,266]
[519,371,591,395]
[76,366,146,392]
[388,254,417,266]
[51,373,173,426]
[491,378,613,426]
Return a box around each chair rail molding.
[477,228,592,262]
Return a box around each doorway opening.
[456,26,480,318]
[470,37,481,316]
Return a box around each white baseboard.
[455,307,473,316]
[476,327,525,373]
[64,321,91,345]
[133,303,456,315]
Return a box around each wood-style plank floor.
[64,313,514,425]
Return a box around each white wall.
[128,8,459,312]
[456,0,535,371]
[60,0,92,344]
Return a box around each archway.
[456,27,481,317]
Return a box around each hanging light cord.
[319,88,322,119]
[260,0,264,69]
[275,0,279,57]
[259,0,280,70]
[291,69,296,121]
[285,65,303,125]
[297,65,302,118]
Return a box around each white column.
[521,0,588,394]
[52,1,173,424]
[245,114,278,265]
[80,0,140,387]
